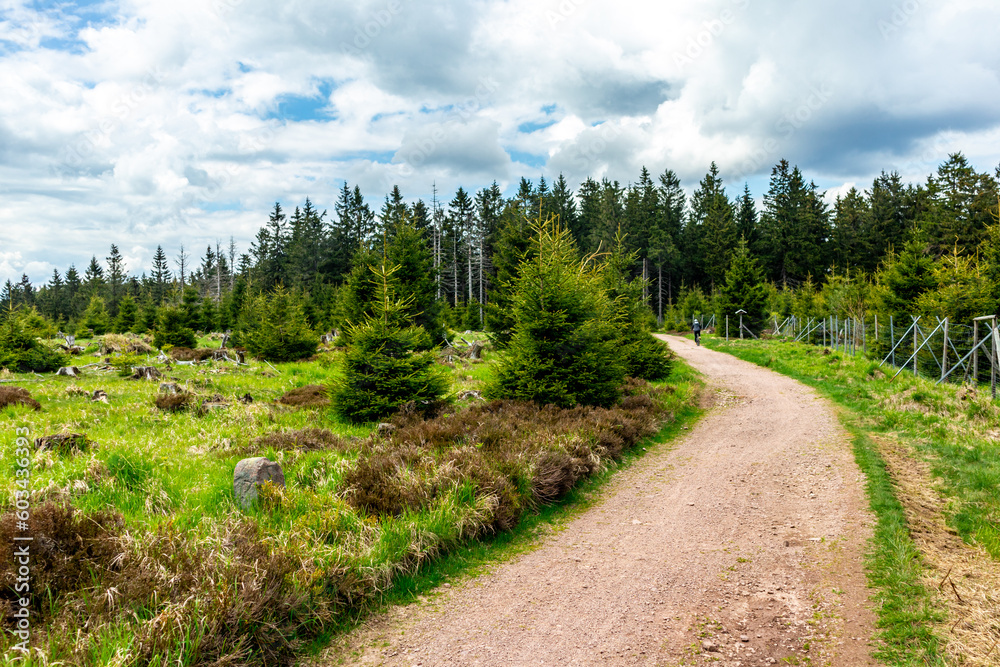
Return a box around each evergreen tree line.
[4,152,999,337]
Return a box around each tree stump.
[131,366,162,381]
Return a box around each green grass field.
[0,335,700,666]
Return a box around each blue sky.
[1,0,999,283]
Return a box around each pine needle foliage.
[152,305,197,349]
[236,285,318,362]
[0,307,68,372]
[332,261,449,423]
[487,216,625,408]
[717,237,768,332]
[602,231,675,381]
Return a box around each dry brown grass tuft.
[154,392,193,412]
[341,380,668,531]
[35,433,90,455]
[0,502,122,625]
[0,386,41,411]
[168,347,218,361]
[277,384,330,408]
[876,436,1000,666]
[252,428,354,453]
[0,503,336,665]
[100,333,155,355]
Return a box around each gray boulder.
[233,457,285,508]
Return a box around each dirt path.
[315,335,875,666]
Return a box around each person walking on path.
[692,318,702,346]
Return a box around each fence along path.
[761,313,1000,397]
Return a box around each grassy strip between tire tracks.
[700,334,1000,665]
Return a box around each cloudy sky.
[2,0,999,284]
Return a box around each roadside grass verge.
[705,335,1000,665]
[0,338,699,666]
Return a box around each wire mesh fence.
[745,313,1000,397]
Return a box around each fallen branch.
[949,579,965,604]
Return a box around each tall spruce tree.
[717,238,767,333]
[831,188,870,272]
[106,244,126,315]
[735,183,758,249]
[690,163,737,290]
[918,153,998,256]
[757,160,831,284]
[602,232,674,380]
[151,245,172,305]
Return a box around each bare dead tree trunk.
[215,240,223,302]
[228,237,237,290]
[478,238,484,328]
[658,264,663,326]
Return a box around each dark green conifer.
[332,262,449,423]
[487,216,624,408]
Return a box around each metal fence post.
[913,318,919,376]
[974,320,979,382]
[890,316,895,367]
[941,318,949,383]
[993,320,998,399]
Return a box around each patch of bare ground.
[314,336,875,666]
[876,436,1000,665]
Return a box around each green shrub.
[235,286,318,362]
[153,306,197,349]
[111,294,139,333]
[111,353,145,377]
[0,310,68,372]
[81,295,111,336]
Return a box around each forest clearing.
[4,0,1000,664]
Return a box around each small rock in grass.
[91,390,108,403]
[234,457,285,508]
[56,366,82,377]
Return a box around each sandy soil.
[315,335,876,666]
